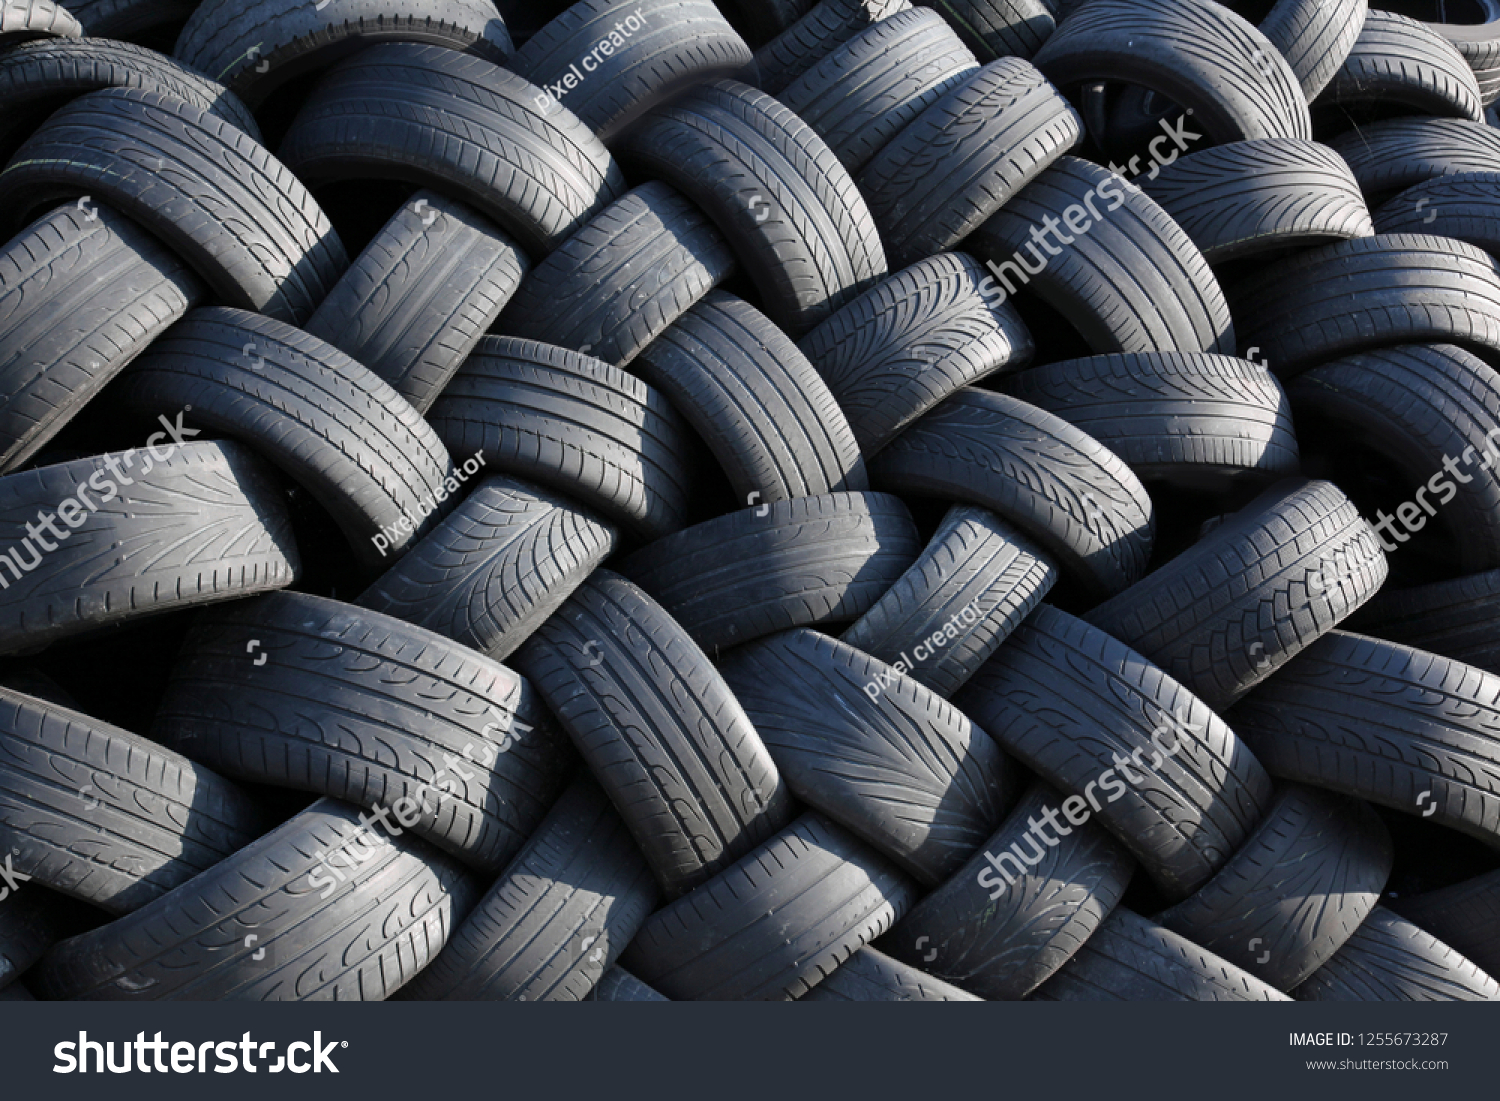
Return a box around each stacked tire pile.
[0,0,1498,1004]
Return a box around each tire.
[0,88,345,325]
[970,157,1236,356]
[278,43,626,256]
[59,0,192,40]
[1390,868,1500,979]
[798,252,1035,456]
[1288,344,1500,573]
[923,0,1054,61]
[885,782,1133,999]
[719,628,1016,886]
[617,492,921,654]
[0,37,260,155]
[868,388,1155,601]
[778,9,978,175]
[620,812,917,1000]
[396,776,660,1001]
[754,0,910,93]
[497,182,735,369]
[1086,479,1388,710]
[1139,138,1374,265]
[1316,11,1484,124]
[0,442,299,655]
[174,0,513,107]
[0,687,268,915]
[840,505,1057,698]
[631,291,869,503]
[714,0,813,45]
[1032,907,1292,1001]
[1348,568,1500,675]
[358,475,618,662]
[1231,0,1366,100]
[511,571,796,898]
[1004,352,1301,489]
[425,337,698,542]
[587,967,667,1000]
[508,0,753,143]
[0,0,81,43]
[114,308,456,573]
[620,78,887,336]
[856,58,1083,270]
[1294,907,1500,1001]
[1327,117,1500,203]
[1410,1,1500,106]
[1230,630,1500,849]
[304,190,528,414]
[1032,0,1312,144]
[30,798,479,1001]
[1230,234,1500,377]
[0,202,204,475]
[0,887,85,991]
[1374,171,1500,257]
[800,946,980,1000]
[1155,785,1392,990]
[153,592,576,876]
[955,605,1274,899]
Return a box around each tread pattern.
[1328,117,1500,202]
[1348,567,1500,675]
[1390,868,1500,979]
[1317,10,1484,123]
[799,945,980,1000]
[754,0,911,93]
[1374,170,1500,257]
[1295,907,1500,1000]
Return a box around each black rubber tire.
[1231,630,1500,848]
[617,492,921,654]
[0,0,81,43]
[0,88,345,325]
[1233,0,1367,100]
[633,292,868,503]
[154,592,576,876]
[1411,3,1500,106]
[0,441,299,655]
[868,388,1155,600]
[396,776,660,1001]
[587,966,667,1000]
[856,58,1083,270]
[1390,868,1500,979]
[59,0,191,40]
[511,570,796,898]
[1230,234,1500,377]
[1155,785,1392,990]
[115,307,456,573]
[425,336,698,542]
[1139,138,1374,265]
[800,945,980,1000]
[1327,117,1500,203]
[1374,171,1500,257]
[1004,352,1301,489]
[1032,907,1292,1001]
[0,887,83,991]
[174,0,513,107]
[719,628,1015,886]
[509,0,753,143]
[278,43,626,257]
[1348,568,1500,675]
[754,0,910,93]
[923,0,1054,61]
[304,190,527,414]
[714,0,814,45]
[798,251,1035,456]
[1294,906,1500,1000]
[841,505,1056,698]
[0,686,268,915]
[620,78,887,336]
[496,182,736,368]
[1032,0,1312,143]
[956,605,1275,900]
[620,812,917,1000]
[358,475,618,661]
[1289,343,1500,573]
[1086,479,1388,711]
[778,9,977,175]
[1316,11,1484,124]
[970,157,1236,356]
[30,798,479,1001]
[0,37,260,154]
[885,781,1133,999]
[0,202,204,475]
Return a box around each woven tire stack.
[0,0,1498,1004]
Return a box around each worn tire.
[1294,907,1500,1001]
[1316,11,1484,124]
